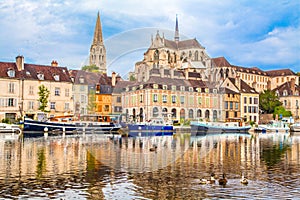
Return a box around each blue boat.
[190,121,251,136]
[126,118,174,137]
[23,115,121,137]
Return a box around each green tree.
[129,74,136,81]
[81,65,99,72]
[273,106,292,118]
[259,89,282,114]
[88,89,97,114]
[38,85,50,112]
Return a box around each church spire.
[89,11,106,74]
[174,14,179,42]
[93,11,103,45]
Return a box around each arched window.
[213,110,218,121]
[162,108,168,114]
[188,109,194,118]
[153,107,159,117]
[171,108,177,118]
[197,109,202,118]
[180,108,185,120]
[283,90,288,96]
[195,51,199,61]
[205,110,210,119]
[189,51,192,58]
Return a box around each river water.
[0,132,299,199]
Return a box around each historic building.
[69,70,102,116]
[0,56,73,121]
[95,73,113,115]
[273,78,300,120]
[89,12,107,74]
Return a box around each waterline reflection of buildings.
[0,133,299,199]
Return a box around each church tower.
[89,12,106,73]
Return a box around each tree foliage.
[259,89,282,114]
[129,74,136,81]
[273,106,292,118]
[38,85,50,112]
[88,89,97,114]
[81,65,99,72]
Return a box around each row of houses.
[0,54,298,124]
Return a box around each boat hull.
[290,124,300,132]
[23,119,121,137]
[191,123,251,136]
[127,124,174,137]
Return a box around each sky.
[0,0,299,78]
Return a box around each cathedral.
[89,12,107,74]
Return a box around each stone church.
[89,12,107,74]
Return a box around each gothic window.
[195,51,199,61]
[154,49,159,61]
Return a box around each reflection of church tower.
[89,12,106,73]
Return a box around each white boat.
[0,123,21,133]
[290,123,300,132]
[190,120,251,136]
[256,120,289,133]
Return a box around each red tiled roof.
[211,57,231,67]
[0,61,72,82]
[266,69,296,77]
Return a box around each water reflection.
[0,132,299,199]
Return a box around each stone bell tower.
[89,12,107,73]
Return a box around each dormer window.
[180,86,185,91]
[153,84,158,89]
[26,71,31,76]
[283,90,288,96]
[37,73,44,80]
[53,74,60,81]
[189,87,193,92]
[276,90,279,96]
[163,85,167,90]
[7,69,15,78]
[139,85,143,89]
[79,77,84,84]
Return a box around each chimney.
[235,75,241,90]
[16,55,24,71]
[252,82,257,91]
[112,71,116,87]
[291,78,295,95]
[185,68,189,80]
[51,60,58,67]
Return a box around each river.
[0,132,299,199]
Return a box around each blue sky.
[0,0,299,78]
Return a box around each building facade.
[0,56,73,121]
